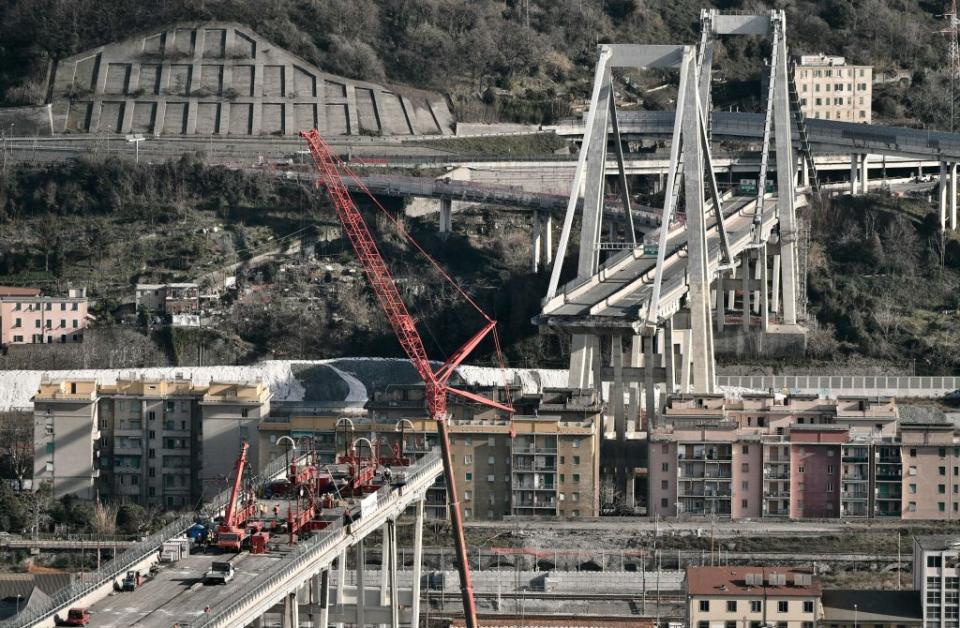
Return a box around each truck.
[121,570,143,591]
[160,537,190,563]
[56,608,91,626]
[204,561,235,585]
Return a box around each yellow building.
[795,54,872,123]
[686,566,822,628]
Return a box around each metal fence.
[717,375,960,397]
[192,449,441,628]
[2,452,306,628]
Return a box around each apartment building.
[686,566,822,628]
[135,283,200,314]
[32,380,101,499]
[914,536,960,628]
[260,386,603,520]
[649,393,959,521]
[795,54,872,122]
[0,286,88,346]
[33,376,270,506]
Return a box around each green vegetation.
[805,194,960,373]
[411,132,569,156]
[0,0,953,126]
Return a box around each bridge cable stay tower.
[700,10,802,327]
[540,44,731,504]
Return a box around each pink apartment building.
[648,393,960,521]
[0,286,89,345]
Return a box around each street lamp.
[15,594,22,614]
[125,133,145,165]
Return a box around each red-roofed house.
[686,566,822,628]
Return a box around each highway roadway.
[84,551,275,628]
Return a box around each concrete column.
[283,590,299,628]
[801,157,810,189]
[567,334,596,388]
[311,570,329,628]
[850,153,859,194]
[715,271,725,333]
[771,254,781,315]
[611,335,626,496]
[679,330,692,393]
[741,253,751,331]
[379,523,390,628]
[952,163,958,231]
[531,211,542,273]
[941,161,949,231]
[627,336,641,433]
[863,154,871,192]
[663,317,675,395]
[727,264,737,312]
[644,333,656,429]
[410,499,424,628]
[356,539,365,628]
[388,520,399,628]
[543,213,554,265]
[752,254,762,315]
[439,198,452,235]
[760,246,769,331]
[335,549,346,628]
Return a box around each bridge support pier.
[282,590,300,628]
[356,539,365,628]
[310,569,329,628]
[760,246,769,332]
[336,549,346,628]
[941,162,950,231]
[411,498,424,628]
[850,154,859,195]
[771,254,781,315]
[439,197,452,235]
[714,271,725,332]
[860,154,870,194]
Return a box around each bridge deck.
[539,195,778,328]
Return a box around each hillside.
[0,0,952,127]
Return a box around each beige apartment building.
[795,54,872,123]
[33,377,270,506]
[260,386,603,520]
[687,566,822,628]
[649,393,960,521]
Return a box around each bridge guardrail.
[2,452,307,628]
[192,449,441,627]
[717,375,960,396]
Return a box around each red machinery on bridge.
[300,128,513,628]
[215,442,258,552]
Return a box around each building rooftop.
[449,617,654,628]
[0,286,41,297]
[914,535,960,552]
[686,566,820,597]
[822,590,921,623]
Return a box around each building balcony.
[841,492,869,500]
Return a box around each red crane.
[300,129,513,628]
[216,441,254,552]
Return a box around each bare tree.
[0,412,33,491]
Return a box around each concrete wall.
[648,441,678,516]
[901,445,960,521]
[34,398,98,499]
[716,375,960,399]
[49,22,451,137]
[731,443,762,518]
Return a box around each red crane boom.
[216,441,251,551]
[300,129,511,628]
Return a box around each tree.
[0,412,33,491]
[116,502,148,535]
[0,481,26,532]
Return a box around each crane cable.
[328,153,514,410]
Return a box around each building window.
[662,463,669,472]
[661,498,668,508]
[910,448,917,457]
[750,601,762,613]
[742,480,749,490]
[487,475,495,482]
[803,601,814,613]
[699,600,710,612]
[464,455,473,465]
[742,445,749,454]
[908,501,917,512]
[940,448,947,458]
[464,491,471,501]
[661,480,668,490]
[742,499,748,509]
[940,466,947,476]
[488,456,495,465]
[940,502,946,512]
[46,442,54,454]
[798,466,804,474]
[662,444,669,454]
[778,601,788,613]
[827,465,834,475]
[465,472,472,481]
[940,484,947,494]
[573,473,581,483]
[573,456,581,465]
[488,436,496,447]
[741,463,749,472]
[560,474,565,483]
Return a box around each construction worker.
[273,503,280,518]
